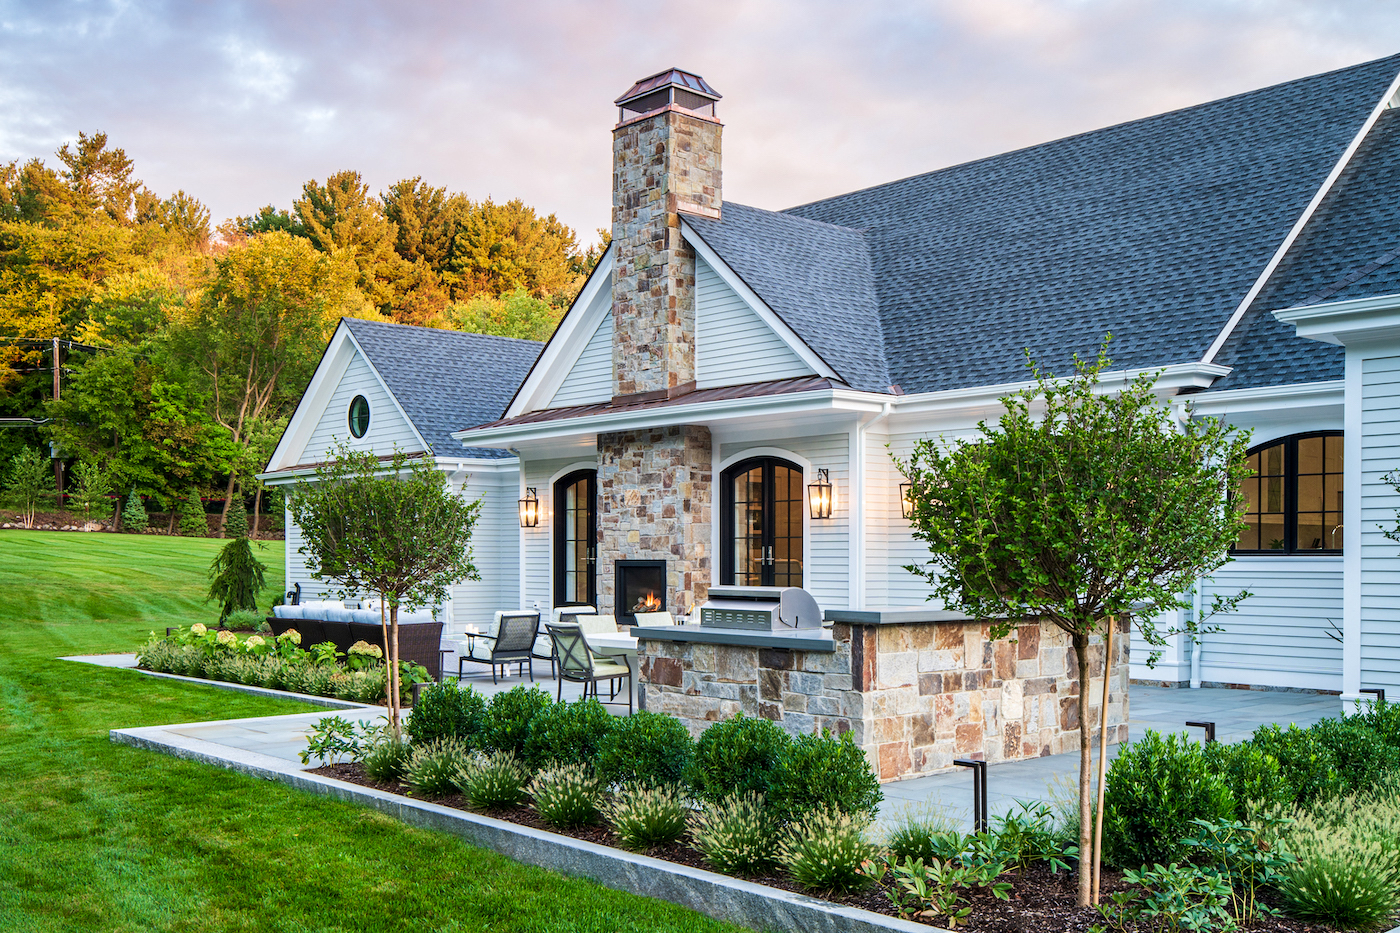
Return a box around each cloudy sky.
[2,0,1398,244]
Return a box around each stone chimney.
[611,68,722,399]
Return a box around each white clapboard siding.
[522,458,586,613]
[447,468,522,635]
[1361,356,1400,692]
[718,435,850,609]
[283,508,333,601]
[696,256,813,388]
[1194,559,1343,691]
[549,312,613,407]
[302,350,420,461]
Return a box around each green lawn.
[0,530,744,933]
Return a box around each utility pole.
[52,337,63,508]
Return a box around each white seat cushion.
[633,611,675,627]
[552,605,596,623]
[577,614,618,636]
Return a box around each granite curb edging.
[109,720,943,933]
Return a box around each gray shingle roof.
[1209,107,1400,391]
[342,318,541,458]
[687,54,1400,395]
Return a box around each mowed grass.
[0,530,744,933]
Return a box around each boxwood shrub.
[685,712,791,804]
[768,729,881,823]
[1245,724,1345,805]
[1309,717,1400,796]
[407,682,486,747]
[480,685,554,756]
[522,696,616,769]
[596,710,694,788]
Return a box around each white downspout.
[1190,577,1204,689]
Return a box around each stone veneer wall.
[597,426,713,620]
[638,618,1130,782]
[611,108,722,397]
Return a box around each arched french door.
[720,457,804,587]
[554,470,597,606]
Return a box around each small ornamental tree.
[69,460,113,525]
[207,504,266,624]
[289,445,481,735]
[122,490,149,533]
[3,447,51,529]
[896,347,1251,907]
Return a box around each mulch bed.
[306,762,1337,932]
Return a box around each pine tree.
[122,490,149,533]
[223,502,248,539]
[179,490,207,537]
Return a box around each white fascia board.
[680,219,841,382]
[266,323,358,472]
[1201,67,1400,364]
[340,326,433,455]
[505,249,614,418]
[886,362,1230,418]
[1272,293,1400,346]
[258,453,511,486]
[1178,380,1344,418]
[458,388,885,449]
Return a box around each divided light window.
[1232,432,1342,554]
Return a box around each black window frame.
[719,456,805,587]
[1230,431,1343,556]
[553,469,597,607]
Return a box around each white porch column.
[1277,294,1400,712]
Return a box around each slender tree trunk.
[251,486,262,540]
[380,594,392,730]
[390,604,402,737]
[1074,628,1093,908]
[219,473,237,536]
[1092,617,1115,905]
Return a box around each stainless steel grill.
[699,585,822,632]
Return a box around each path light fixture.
[900,482,915,519]
[808,469,833,519]
[518,487,540,527]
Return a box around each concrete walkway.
[71,655,1342,831]
[877,685,1341,831]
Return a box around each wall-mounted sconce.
[808,468,833,519]
[518,487,539,527]
[900,482,915,520]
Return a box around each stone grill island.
[634,591,1128,783]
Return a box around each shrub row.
[404,683,883,823]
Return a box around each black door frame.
[719,456,803,587]
[553,469,597,606]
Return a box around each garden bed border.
[124,665,378,710]
[109,717,940,933]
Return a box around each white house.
[264,57,1400,709]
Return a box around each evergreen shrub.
[685,712,791,804]
[1246,724,1344,805]
[179,490,207,537]
[1201,740,1292,820]
[406,682,485,747]
[768,729,882,823]
[480,685,553,756]
[1309,718,1400,796]
[1102,730,1235,869]
[523,696,615,770]
[122,490,149,533]
[596,710,694,788]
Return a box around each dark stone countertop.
[823,607,975,626]
[632,625,836,653]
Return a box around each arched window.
[554,470,597,606]
[1232,432,1342,554]
[720,457,804,587]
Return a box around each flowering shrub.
[137,625,426,705]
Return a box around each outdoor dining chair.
[545,622,632,714]
[458,611,540,683]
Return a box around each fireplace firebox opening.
[616,560,666,625]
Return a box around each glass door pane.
[556,473,596,605]
[732,466,765,585]
[772,464,803,587]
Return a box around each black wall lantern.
[900,482,915,519]
[808,468,833,519]
[518,487,540,528]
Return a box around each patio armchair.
[546,622,632,713]
[535,606,596,677]
[458,611,540,683]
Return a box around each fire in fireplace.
[616,560,666,625]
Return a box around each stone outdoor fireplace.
[616,560,666,625]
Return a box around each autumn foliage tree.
[897,348,1251,907]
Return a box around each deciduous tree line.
[0,132,604,533]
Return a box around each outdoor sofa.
[269,601,443,681]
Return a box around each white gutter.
[1173,380,1343,419]
[257,455,513,485]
